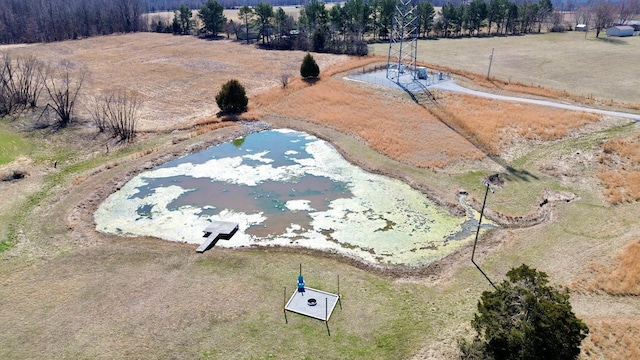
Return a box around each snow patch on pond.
[285,200,315,211]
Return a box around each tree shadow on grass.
[302,78,320,85]
[489,156,539,182]
[199,35,227,41]
[503,166,539,182]
[594,37,628,45]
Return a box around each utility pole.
[471,180,497,290]
[486,48,494,80]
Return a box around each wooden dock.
[196,221,239,253]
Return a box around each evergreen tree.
[461,264,589,360]
[300,53,320,79]
[174,4,193,35]
[254,2,274,44]
[417,1,436,38]
[238,5,255,44]
[215,79,248,114]
[199,0,226,36]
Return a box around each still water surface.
[95,129,491,265]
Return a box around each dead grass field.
[371,31,640,105]
[2,33,345,131]
[582,319,640,360]
[430,92,601,155]
[599,133,640,204]
[253,74,486,169]
[143,6,306,27]
[1,32,640,359]
[574,238,640,296]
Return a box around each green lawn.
[0,122,32,165]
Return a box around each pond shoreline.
[69,118,566,275]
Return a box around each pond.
[94,129,493,265]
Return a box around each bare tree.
[0,53,19,116]
[592,0,616,37]
[279,73,291,88]
[41,62,85,128]
[0,53,46,116]
[15,55,45,108]
[87,96,108,133]
[99,89,142,142]
[618,0,640,24]
[575,4,592,26]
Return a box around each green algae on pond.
[94,129,493,265]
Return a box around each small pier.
[196,221,239,253]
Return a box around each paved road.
[430,80,640,121]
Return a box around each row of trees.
[0,54,84,128]
[3,0,638,46]
[0,0,145,44]
[162,0,552,53]
[438,0,553,37]
[1,53,140,141]
[159,0,638,55]
[156,0,433,54]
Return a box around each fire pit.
[307,298,317,306]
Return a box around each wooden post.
[283,286,288,324]
[337,275,342,310]
[325,297,330,336]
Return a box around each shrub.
[215,79,248,114]
[461,264,589,360]
[300,53,320,79]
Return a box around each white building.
[606,25,634,37]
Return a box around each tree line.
[1,52,141,141]
[157,0,549,55]
[155,0,639,56]
[154,0,436,55]
[2,0,638,46]
[0,0,145,44]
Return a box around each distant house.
[606,25,634,37]
[624,21,640,31]
[575,24,587,31]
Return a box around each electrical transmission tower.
[386,0,419,84]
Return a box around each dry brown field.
[1,32,640,359]
[143,5,309,27]
[3,33,346,131]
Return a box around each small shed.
[606,25,634,37]
[575,24,587,32]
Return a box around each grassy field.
[371,31,640,105]
[1,32,640,359]
[0,121,32,165]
